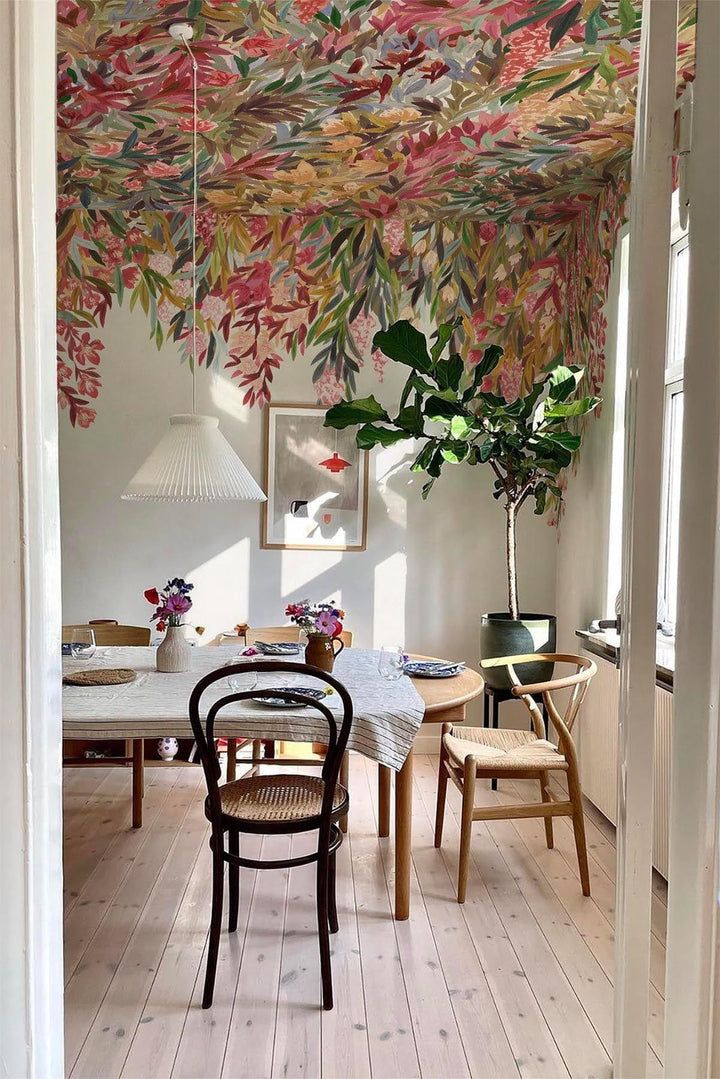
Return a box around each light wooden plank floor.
[63,756,666,1079]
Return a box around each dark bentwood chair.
[189,660,352,1011]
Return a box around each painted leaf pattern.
[57,0,695,428]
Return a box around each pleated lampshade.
[121,414,266,503]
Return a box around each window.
[658,231,689,630]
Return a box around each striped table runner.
[62,645,425,771]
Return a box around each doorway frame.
[0,3,64,1075]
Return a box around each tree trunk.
[506,502,519,620]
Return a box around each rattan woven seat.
[443,726,568,772]
[219,773,348,824]
[435,653,597,905]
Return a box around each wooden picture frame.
[262,403,369,551]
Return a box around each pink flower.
[177,117,217,133]
[92,141,123,157]
[149,252,173,276]
[165,593,192,615]
[122,265,140,288]
[499,358,523,403]
[125,177,143,191]
[479,222,497,242]
[70,331,102,367]
[294,0,326,22]
[241,646,259,657]
[315,611,339,635]
[77,371,100,398]
[314,367,345,407]
[74,405,96,429]
[57,194,76,212]
[146,161,181,179]
[74,166,98,180]
[496,285,514,306]
[241,34,295,56]
[204,70,238,87]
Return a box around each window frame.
[658,229,689,631]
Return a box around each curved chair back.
[62,623,151,646]
[188,660,354,826]
[481,652,596,757]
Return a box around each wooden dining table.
[62,646,483,920]
[386,656,484,919]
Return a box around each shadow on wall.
[59,304,558,670]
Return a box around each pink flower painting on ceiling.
[56,0,695,428]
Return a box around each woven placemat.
[63,668,137,687]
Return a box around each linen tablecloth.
[62,645,424,771]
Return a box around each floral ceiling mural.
[57,0,695,427]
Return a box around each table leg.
[339,752,349,833]
[395,748,413,920]
[378,764,391,838]
[227,738,237,782]
[484,692,490,729]
[132,739,143,829]
[491,697,499,791]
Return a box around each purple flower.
[165,593,192,614]
[315,611,339,635]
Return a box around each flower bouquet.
[144,577,194,673]
[285,600,346,673]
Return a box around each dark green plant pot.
[480,613,557,690]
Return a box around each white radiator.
[578,651,673,879]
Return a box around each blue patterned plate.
[403,660,465,679]
[251,686,327,708]
[253,641,302,656]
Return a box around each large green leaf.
[547,364,584,402]
[429,320,459,363]
[441,441,470,464]
[394,398,425,436]
[372,320,432,373]
[324,396,389,429]
[543,431,581,451]
[356,424,412,449]
[543,395,600,419]
[434,352,464,393]
[472,344,503,382]
[424,396,466,422]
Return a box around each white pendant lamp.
[122,23,266,504]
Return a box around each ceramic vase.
[304,632,344,673]
[157,736,179,761]
[156,625,192,673]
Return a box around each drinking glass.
[225,658,258,694]
[378,645,405,681]
[70,627,96,659]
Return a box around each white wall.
[555,232,628,651]
[60,301,559,725]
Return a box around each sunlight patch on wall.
[281,548,342,601]
[373,552,407,649]
[188,538,249,643]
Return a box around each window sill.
[575,629,674,692]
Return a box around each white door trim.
[612,2,677,1075]
[0,3,64,1076]
[664,2,720,1073]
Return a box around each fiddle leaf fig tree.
[324,319,600,620]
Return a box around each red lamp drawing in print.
[320,451,351,474]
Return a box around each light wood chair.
[435,653,596,903]
[62,623,150,646]
[62,621,151,827]
[246,625,354,649]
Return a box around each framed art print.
[262,404,369,551]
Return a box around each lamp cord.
[181,36,199,414]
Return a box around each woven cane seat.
[444,726,568,772]
[219,773,348,824]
